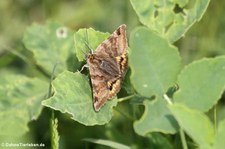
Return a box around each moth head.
[80,29,94,61]
[87,54,96,63]
[81,42,94,61]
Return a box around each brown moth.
[86,24,128,112]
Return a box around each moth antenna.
[80,28,94,56]
[83,41,93,53]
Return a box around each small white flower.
[56,27,68,38]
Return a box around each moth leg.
[80,41,93,59]
[79,64,89,73]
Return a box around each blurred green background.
[1,0,225,66]
[0,0,225,148]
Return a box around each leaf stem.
[179,129,188,149]
[1,44,51,77]
[50,112,55,149]
[163,94,173,105]
[1,45,32,64]
[48,63,58,98]
[49,64,58,149]
[118,95,135,102]
[114,108,135,121]
[214,105,217,132]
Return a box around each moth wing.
[87,24,128,111]
[87,60,122,111]
[93,78,122,111]
[94,24,127,58]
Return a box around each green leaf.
[174,56,225,112]
[74,27,110,61]
[23,22,78,75]
[129,27,181,97]
[169,103,214,149]
[213,119,225,149]
[130,0,210,42]
[42,71,117,125]
[0,75,48,136]
[83,138,130,149]
[134,97,179,135]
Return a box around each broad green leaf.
[0,75,48,136]
[174,56,225,112]
[169,103,214,149]
[83,138,130,149]
[42,71,117,125]
[213,119,225,149]
[74,27,110,61]
[134,97,179,135]
[129,27,181,97]
[23,22,78,75]
[130,0,210,42]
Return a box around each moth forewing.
[86,24,128,112]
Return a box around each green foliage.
[130,0,210,42]
[74,28,110,61]
[42,71,117,125]
[83,138,130,149]
[134,97,179,135]
[213,119,225,149]
[1,0,225,149]
[0,74,48,136]
[130,27,181,135]
[169,104,225,149]
[169,104,215,149]
[23,22,79,75]
[174,56,225,112]
[51,118,59,149]
[129,26,182,97]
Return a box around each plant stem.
[48,63,58,97]
[50,111,55,149]
[214,105,217,132]
[163,94,173,105]
[115,108,135,121]
[179,129,188,149]
[2,45,32,65]
[49,64,58,149]
[118,95,135,102]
